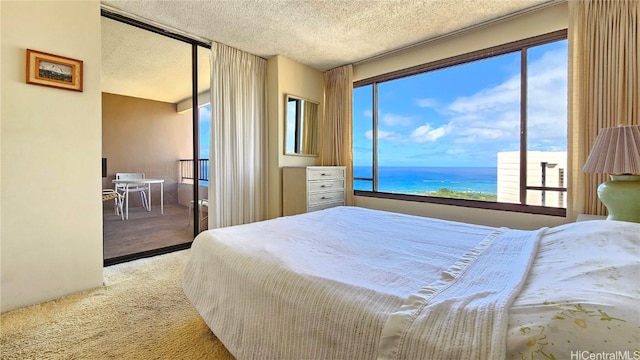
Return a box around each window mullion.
[372,83,379,192]
[519,48,528,205]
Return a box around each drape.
[567,0,639,219]
[209,43,268,228]
[303,102,318,154]
[320,65,354,205]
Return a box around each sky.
[199,104,211,159]
[352,39,568,168]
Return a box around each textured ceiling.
[101,0,559,103]
[101,16,210,104]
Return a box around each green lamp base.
[597,175,640,223]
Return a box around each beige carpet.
[0,250,235,359]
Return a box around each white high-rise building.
[497,151,567,208]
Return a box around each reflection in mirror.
[285,95,319,155]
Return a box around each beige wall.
[356,196,567,230]
[352,2,571,228]
[266,55,324,219]
[1,1,103,312]
[101,92,192,207]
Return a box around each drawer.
[308,201,344,213]
[307,167,344,180]
[308,190,344,205]
[308,179,344,193]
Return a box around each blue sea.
[354,166,497,195]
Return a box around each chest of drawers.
[282,166,346,216]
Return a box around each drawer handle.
[321,173,327,176]
[321,184,331,188]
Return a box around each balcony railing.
[179,159,209,182]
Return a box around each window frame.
[353,29,568,217]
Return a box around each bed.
[183,206,639,360]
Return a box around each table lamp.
[583,125,640,223]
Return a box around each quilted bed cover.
[183,206,639,360]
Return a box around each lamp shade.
[583,125,640,174]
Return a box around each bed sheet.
[183,206,639,360]
[506,220,639,359]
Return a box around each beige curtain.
[320,65,354,205]
[209,43,268,228]
[568,0,639,220]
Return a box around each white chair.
[102,189,124,221]
[187,199,209,230]
[115,173,149,218]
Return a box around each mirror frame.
[284,94,319,156]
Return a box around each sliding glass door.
[101,11,211,266]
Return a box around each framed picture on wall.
[26,49,83,92]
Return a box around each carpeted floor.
[0,250,235,359]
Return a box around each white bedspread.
[183,206,640,360]
[377,227,543,360]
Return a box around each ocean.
[353,166,497,195]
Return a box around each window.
[353,31,567,216]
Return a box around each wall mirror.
[285,95,319,156]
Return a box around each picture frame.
[26,49,83,92]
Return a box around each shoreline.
[418,188,497,201]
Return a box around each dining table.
[112,178,164,220]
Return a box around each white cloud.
[448,76,520,114]
[410,123,450,143]
[438,46,567,147]
[455,127,511,143]
[363,109,373,118]
[415,97,438,108]
[364,130,373,140]
[365,129,403,142]
[381,113,414,127]
[199,105,211,124]
[525,48,568,142]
